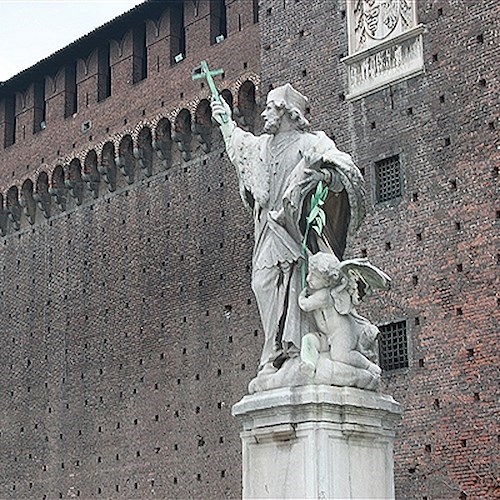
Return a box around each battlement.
[0,74,259,236]
[0,0,260,197]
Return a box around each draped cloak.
[226,127,365,368]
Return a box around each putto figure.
[298,252,390,390]
[211,84,366,392]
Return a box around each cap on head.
[267,84,308,116]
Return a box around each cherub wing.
[339,258,391,300]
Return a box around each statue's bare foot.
[299,360,316,378]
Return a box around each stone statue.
[298,252,390,390]
[211,83,373,393]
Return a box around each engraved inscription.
[349,35,422,91]
[345,0,424,99]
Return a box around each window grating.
[378,320,408,371]
[375,155,401,202]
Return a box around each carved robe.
[226,127,364,369]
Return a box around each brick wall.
[259,0,499,498]
[0,1,263,498]
[0,0,498,498]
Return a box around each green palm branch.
[301,181,329,288]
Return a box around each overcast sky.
[0,0,146,81]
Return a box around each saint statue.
[211,84,368,392]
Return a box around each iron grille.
[375,155,401,202]
[378,320,408,371]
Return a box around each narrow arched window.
[97,44,112,101]
[33,79,47,133]
[3,95,16,147]
[133,24,148,83]
[170,3,186,65]
[64,62,77,118]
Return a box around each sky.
[0,0,146,81]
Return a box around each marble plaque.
[343,0,425,99]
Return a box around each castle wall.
[0,1,498,499]
[0,1,263,498]
[259,0,499,497]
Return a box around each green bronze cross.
[192,60,228,124]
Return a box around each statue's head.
[262,84,310,134]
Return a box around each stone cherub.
[298,252,391,391]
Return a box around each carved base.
[232,385,401,499]
[248,355,381,394]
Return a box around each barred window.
[379,320,408,371]
[375,155,401,202]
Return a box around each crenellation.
[0,81,256,235]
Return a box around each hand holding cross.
[192,60,228,124]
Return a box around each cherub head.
[307,253,343,290]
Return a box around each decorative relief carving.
[344,0,424,99]
[352,0,414,52]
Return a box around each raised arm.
[211,97,236,145]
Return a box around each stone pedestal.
[232,385,402,499]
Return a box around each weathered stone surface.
[212,85,367,393]
[233,385,402,499]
